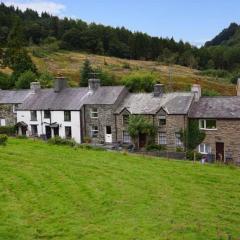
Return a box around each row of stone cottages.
[1,76,240,163]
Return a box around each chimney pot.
[153,84,164,97]
[30,82,41,93]
[88,78,100,93]
[191,84,201,102]
[54,76,68,92]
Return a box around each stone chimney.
[236,78,240,96]
[88,78,100,93]
[191,84,201,102]
[153,84,164,97]
[30,82,41,93]
[54,76,68,92]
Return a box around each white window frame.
[158,115,166,126]
[91,108,98,119]
[122,131,131,143]
[198,143,212,154]
[0,119,6,126]
[91,126,99,138]
[199,119,217,130]
[158,132,167,145]
[175,132,183,147]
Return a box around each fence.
[134,150,186,160]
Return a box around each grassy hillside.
[0,138,239,239]
[30,50,235,95]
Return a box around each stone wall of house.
[199,119,240,163]
[0,104,16,125]
[116,110,187,150]
[84,104,117,144]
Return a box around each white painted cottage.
[16,77,89,143]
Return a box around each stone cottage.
[114,84,194,150]
[189,95,240,164]
[0,89,31,126]
[81,79,128,144]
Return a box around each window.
[123,131,131,143]
[91,108,98,118]
[159,115,166,126]
[159,132,167,145]
[30,111,37,121]
[64,111,71,121]
[0,119,6,126]
[13,104,19,113]
[91,126,99,138]
[65,126,72,139]
[199,143,211,154]
[175,133,183,147]
[106,126,112,134]
[122,115,129,125]
[31,125,38,136]
[44,110,51,119]
[199,119,216,130]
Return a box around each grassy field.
[0,138,239,239]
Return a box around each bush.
[78,144,105,151]
[0,134,8,145]
[146,144,166,151]
[48,137,77,147]
[186,150,202,161]
[0,126,16,136]
[122,62,131,69]
[123,72,156,92]
[15,70,38,89]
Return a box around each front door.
[105,126,112,143]
[21,126,27,136]
[45,126,51,139]
[216,142,224,162]
[139,133,147,148]
[53,127,59,137]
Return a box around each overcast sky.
[2,0,240,46]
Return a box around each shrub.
[0,126,16,136]
[48,137,77,147]
[122,62,131,69]
[186,151,202,161]
[146,144,166,151]
[0,134,8,145]
[15,70,38,89]
[123,72,156,92]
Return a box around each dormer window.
[199,119,216,130]
[122,115,129,125]
[159,115,166,126]
[91,108,98,118]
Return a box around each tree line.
[1,3,240,84]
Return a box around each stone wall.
[0,104,16,125]
[199,119,240,163]
[84,104,117,144]
[116,110,187,150]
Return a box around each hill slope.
[31,50,235,95]
[0,138,239,239]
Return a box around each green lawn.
[0,138,239,240]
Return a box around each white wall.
[17,110,82,143]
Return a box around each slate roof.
[83,86,126,105]
[115,92,194,115]
[18,86,126,110]
[189,97,240,119]
[0,90,31,104]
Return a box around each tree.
[0,72,11,89]
[123,73,156,92]
[180,119,205,151]
[128,115,156,149]
[38,71,54,88]
[15,70,37,89]
[79,59,93,87]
